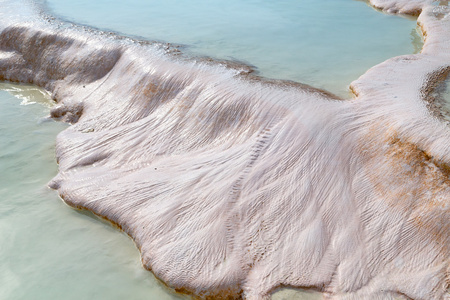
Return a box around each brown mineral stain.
[361,126,449,253]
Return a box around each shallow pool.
[44,0,422,97]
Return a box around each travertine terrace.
[0,0,448,299]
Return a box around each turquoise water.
[45,0,422,97]
[0,83,187,300]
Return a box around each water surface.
[44,0,422,97]
[0,83,186,300]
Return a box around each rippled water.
[44,0,422,97]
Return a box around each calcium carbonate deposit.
[0,0,448,299]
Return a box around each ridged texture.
[368,0,432,15]
[0,0,449,299]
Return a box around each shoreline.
[0,0,449,299]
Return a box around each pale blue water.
[1,1,422,299]
[45,0,422,97]
[0,83,187,300]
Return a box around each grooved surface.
[0,0,449,299]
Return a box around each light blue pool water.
[0,83,188,300]
[44,0,422,97]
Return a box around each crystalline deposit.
[0,0,448,299]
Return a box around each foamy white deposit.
[0,0,448,299]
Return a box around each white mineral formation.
[0,0,448,299]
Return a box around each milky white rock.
[0,0,448,299]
